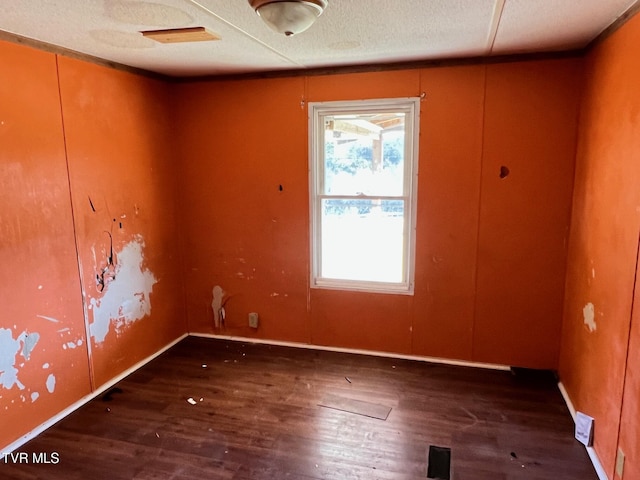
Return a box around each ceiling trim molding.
[175,49,585,83]
[485,0,507,54]
[0,29,171,82]
[587,0,640,49]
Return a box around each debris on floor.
[186,397,197,405]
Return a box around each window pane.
[320,199,405,283]
[323,113,405,196]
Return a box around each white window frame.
[308,97,420,295]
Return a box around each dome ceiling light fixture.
[248,0,328,37]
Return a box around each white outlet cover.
[575,411,594,446]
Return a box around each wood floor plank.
[318,394,392,420]
[1,337,597,479]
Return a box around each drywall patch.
[88,235,157,344]
[583,302,596,333]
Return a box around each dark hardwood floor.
[2,336,597,479]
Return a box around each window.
[309,97,420,294]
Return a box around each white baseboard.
[190,333,511,371]
[558,381,608,480]
[0,333,188,457]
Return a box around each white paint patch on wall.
[31,392,39,402]
[21,332,40,360]
[0,329,24,390]
[0,328,40,391]
[88,236,157,344]
[63,340,82,350]
[45,374,56,393]
[583,302,596,333]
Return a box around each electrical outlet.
[248,312,259,328]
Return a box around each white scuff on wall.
[88,235,158,344]
[211,285,227,329]
[583,302,597,333]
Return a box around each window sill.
[311,278,414,296]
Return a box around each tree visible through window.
[309,98,419,294]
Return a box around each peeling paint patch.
[0,329,25,390]
[31,392,39,403]
[45,374,56,393]
[211,285,227,329]
[0,328,40,390]
[21,332,40,360]
[583,302,596,333]
[89,236,157,344]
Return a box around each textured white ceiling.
[0,0,638,77]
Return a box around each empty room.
[1,1,640,479]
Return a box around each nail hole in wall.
[499,166,510,179]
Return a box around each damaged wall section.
[57,55,187,390]
[0,41,91,450]
[0,40,187,452]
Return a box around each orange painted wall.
[559,13,640,479]
[0,41,186,451]
[0,40,91,452]
[57,57,187,389]
[175,76,310,344]
[620,257,640,480]
[412,65,485,361]
[176,59,582,368]
[474,60,581,368]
